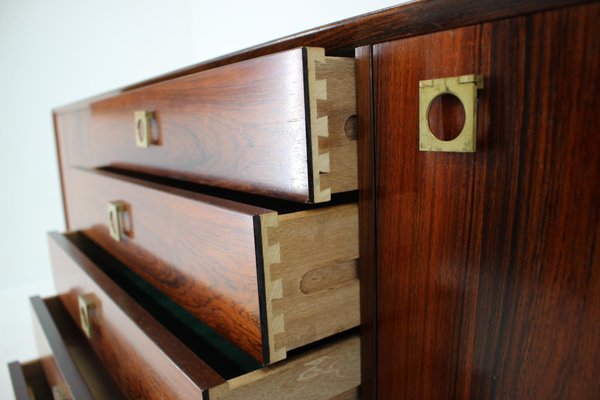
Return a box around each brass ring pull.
[78,294,96,339]
[419,74,483,152]
[107,201,127,241]
[134,110,154,148]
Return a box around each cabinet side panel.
[374,4,600,399]
[355,45,377,400]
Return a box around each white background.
[0,0,404,395]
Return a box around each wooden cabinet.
[10,1,599,399]
[361,2,600,399]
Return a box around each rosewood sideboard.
[8,0,599,399]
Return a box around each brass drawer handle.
[78,294,96,339]
[134,110,154,148]
[107,201,127,241]
[419,74,483,152]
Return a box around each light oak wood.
[306,48,357,202]
[262,203,360,363]
[330,388,361,400]
[209,334,360,400]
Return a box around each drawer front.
[49,232,360,400]
[48,233,224,399]
[62,168,359,364]
[55,47,357,203]
[63,167,267,361]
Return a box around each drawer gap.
[98,165,357,214]
[65,232,262,380]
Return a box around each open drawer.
[8,360,51,400]
[54,47,357,203]
[9,296,123,399]
[60,167,359,364]
[48,232,360,399]
[8,360,55,400]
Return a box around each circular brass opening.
[427,93,466,141]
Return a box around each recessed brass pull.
[134,110,154,148]
[107,201,127,241]
[419,74,483,152]
[78,294,96,339]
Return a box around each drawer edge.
[8,361,32,400]
[31,296,94,400]
[208,334,360,400]
[306,47,357,203]
[48,231,226,393]
[260,203,360,363]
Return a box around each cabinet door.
[372,3,599,399]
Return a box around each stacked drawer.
[11,47,360,399]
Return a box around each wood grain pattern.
[355,44,377,400]
[52,0,588,108]
[48,231,360,400]
[373,4,600,399]
[262,203,360,363]
[61,167,267,362]
[62,167,359,364]
[48,232,225,399]
[31,297,87,399]
[305,48,357,202]
[208,334,360,400]
[55,48,356,203]
[35,297,125,400]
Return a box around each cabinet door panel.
[373,4,600,399]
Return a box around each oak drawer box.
[60,167,359,364]
[48,232,360,400]
[55,47,357,203]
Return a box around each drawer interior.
[31,296,124,399]
[61,232,360,399]
[9,360,53,400]
[99,166,358,214]
[65,232,262,380]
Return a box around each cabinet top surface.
[54,0,586,113]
